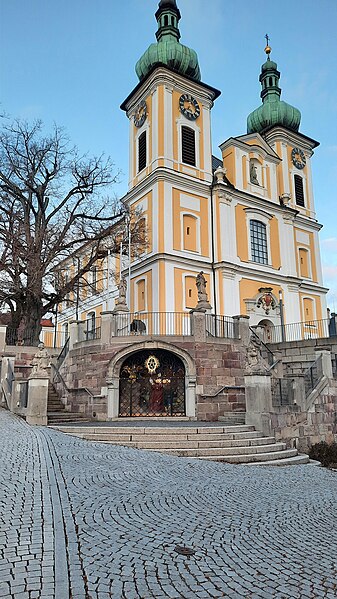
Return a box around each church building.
[57,0,327,340]
[118,0,326,334]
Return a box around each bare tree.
[0,118,144,345]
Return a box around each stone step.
[244,454,311,466]
[218,413,246,424]
[67,430,264,443]
[51,424,256,436]
[144,442,286,458]
[79,436,277,450]
[47,412,93,423]
[195,448,299,464]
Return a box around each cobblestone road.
[1,409,337,598]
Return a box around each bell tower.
[120,0,220,315]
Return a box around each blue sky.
[1,0,336,309]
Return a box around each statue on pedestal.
[194,271,211,311]
[250,161,259,185]
[113,277,129,313]
[245,336,268,374]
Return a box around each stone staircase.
[47,384,93,424]
[50,423,310,465]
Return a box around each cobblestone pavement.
[1,409,337,598]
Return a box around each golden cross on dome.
[264,33,272,56]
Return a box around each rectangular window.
[138,131,147,172]
[250,220,268,265]
[294,175,305,207]
[182,126,196,166]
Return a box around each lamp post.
[124,211,131,309]
[279,289,286,342]
[73,256,80,321]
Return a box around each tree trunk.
[23,298,43,346]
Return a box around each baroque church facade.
[58,0,327,341]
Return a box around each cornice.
[263,126,319,154]
[122,167,212,204]
[121,66,221,116]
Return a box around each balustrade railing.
[113,312,192,337]
[79,317,102,342]
[206,315,237,339]
[265,318,331,344]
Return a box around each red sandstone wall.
[59,338,247,421]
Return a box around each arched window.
[137,279,146,312]
[164,15,168,26]
[299,248,310,278]
[86,312,96,340]
[250,220,268,264]
[294,175,305,207]
[183,214,197,252]
[181,126,196,166]
[185,276,197,309]
[303,298,314,323]
[138,131,147,172]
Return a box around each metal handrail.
[249,326,275,366]
[303,355,324,398]
[51,363,103,401]
[267,318,331,344]
[56,337,70,370]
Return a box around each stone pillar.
[191,310,206,342]
[69,320,81,349]
[100,311,114,345]
[245,373,272,436]
[315,347,333,379]
[107,377,119,419]
[111,310,130,337]
[0,324,7,352]
[26,376,49,425]
[233,315,250,346]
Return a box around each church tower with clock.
[120,0,327,332]
[120,0,220,316]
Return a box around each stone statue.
[196,271,207,300]
[245,336,268,374]
[31,343,50,377]
[250,161,259,185]
[113,276,129,313]
[118,277,127,304]
[194,271,211,311]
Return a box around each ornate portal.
[119,350,185,417]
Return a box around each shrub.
[309,441,337,468]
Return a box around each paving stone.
[2,409,337,598]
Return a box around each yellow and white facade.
[58,0,327,336]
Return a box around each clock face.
[134,100,147,128]
[291,147,306,170]
[179,94,200,121]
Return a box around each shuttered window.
[182,126,196,166]
[138,131,147,172]
[294,175,305,207]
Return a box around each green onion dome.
[135,0,201,83]
[247,47,301,134]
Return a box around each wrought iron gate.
[119,349,185,417]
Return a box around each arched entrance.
[119,349,186,417]
[256,319,275,343]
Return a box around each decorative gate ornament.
[256,287,276,315]
[145,355,160,374]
